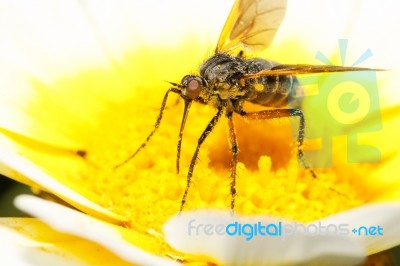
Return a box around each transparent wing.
[241,64,383,79]
[216,0,287,54]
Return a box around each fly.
[115,0,380,212]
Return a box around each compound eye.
[182,75,203,99]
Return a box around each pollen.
[253,83,264,92]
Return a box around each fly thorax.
[200,53,246,98]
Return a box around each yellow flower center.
[84,98,371,223]
[79,88,378,261]
[13,39,396,262]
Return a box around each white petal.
[320,202,400,254]
[0,0,230,87]
[15,195,180,266]
[164,210,365,266]
[0,138,125,224]
[0,0,231,148]
[0,221,86,266]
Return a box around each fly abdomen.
[244,58,303,108]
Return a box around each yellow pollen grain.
[253,83,264,92]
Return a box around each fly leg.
[180,108,223,212]
[289,109,316,177]
[227,111,238,211]
[114,88,181,169]
[237,108,316,177]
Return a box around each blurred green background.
[0,174,33,217]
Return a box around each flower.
[0,0,400,265]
